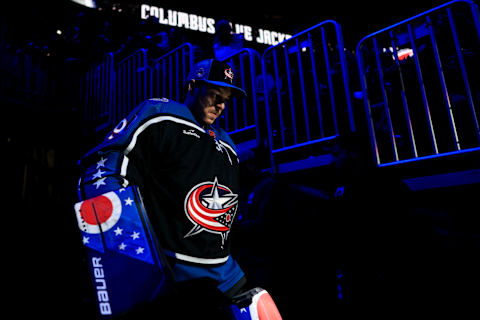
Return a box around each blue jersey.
[77,98,240,265]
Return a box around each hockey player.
[76,59,281,319]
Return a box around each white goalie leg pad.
[229,287,282,320]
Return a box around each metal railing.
[149,43,194,103]
[79,1,480,173]
[115,49,149,126]
[82,44,262,149]
[84,45,194,133]
[261,20,355,173]
[84,52,115,132]
[0,44,83,110]
[356,0,480,166]
[216,48,262,148]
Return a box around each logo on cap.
[224,68,234,84]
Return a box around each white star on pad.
[124,197,134,206]
[136,247,145,254]
[96,157,107,169]
[82,236,89,244]
[202,178,237,209]
[131,231,140,240]
[114,227,123,236]
[92,169,105,179]
[119,242,127,250]
[93,177,106,189]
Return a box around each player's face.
[194,85,232,126]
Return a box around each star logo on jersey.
[184,177,238,244]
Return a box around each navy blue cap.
[187,59,247,98]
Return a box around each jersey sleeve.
[76,99,167,200]
[78,151,129,199]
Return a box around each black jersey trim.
[123,114,237,157]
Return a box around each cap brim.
[203,80,247,98]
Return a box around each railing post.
[356,0,480,166]
[261,20,355,173]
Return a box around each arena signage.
[140,4,292,46]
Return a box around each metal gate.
[84,52,115,132]
[261,20,355,173]
[149,43,194,103]
[115,49,149,126]
[356,0,480,166]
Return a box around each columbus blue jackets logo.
[184,177,238,244]
[224,68,234,84]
